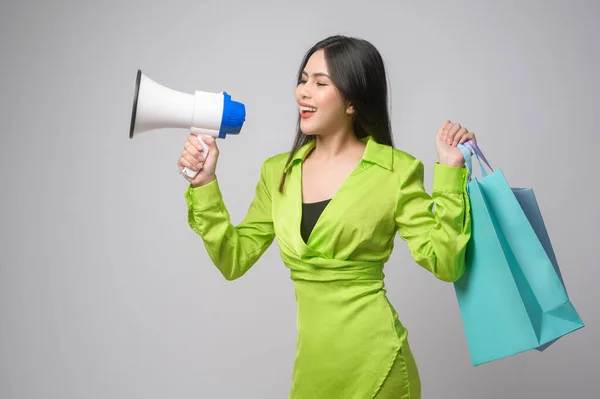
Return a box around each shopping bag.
[512,187,567,352]
[453,141,584,366]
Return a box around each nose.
[297,82,311,99]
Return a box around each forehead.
[303,49,329,74]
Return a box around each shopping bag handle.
[457,140,494,181]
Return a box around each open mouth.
[300,105,317,118]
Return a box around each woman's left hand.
[435,120,477,167]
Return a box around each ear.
[346,102,355,115]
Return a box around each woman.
[177,35,476,399]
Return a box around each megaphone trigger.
[195,134,210,160]
[182,167,199,179]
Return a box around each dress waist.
[283,255,385,282]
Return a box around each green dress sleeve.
[184,160,275,280]
[394,159,471,282]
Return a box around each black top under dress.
[301,198,331,243]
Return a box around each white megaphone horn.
[129,69,246,178]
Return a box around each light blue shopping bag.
[453,141,584,366]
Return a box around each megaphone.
[129,69,246,178]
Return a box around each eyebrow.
[302,71,331,79]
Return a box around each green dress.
[185,136,471,398]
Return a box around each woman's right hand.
[177,134,220,187]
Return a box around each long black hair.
[278,35,394,193]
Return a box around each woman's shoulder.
[390,147,422,173]
[262,151,290,171]
[253,151,290,185]
[366,138,421,173]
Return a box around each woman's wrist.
[439,157,465,168]
[191,175,216,188]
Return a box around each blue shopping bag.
[453,141,584,366]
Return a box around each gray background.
[1,0,598,398]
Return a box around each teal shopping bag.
[512,187,568,351]
[453,141,584,366]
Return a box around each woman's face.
[295,49,353,136]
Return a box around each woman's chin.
[301,130,322,137]
[300,120,320,136]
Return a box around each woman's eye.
[316,82,327,87]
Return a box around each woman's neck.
[310,131,365,161]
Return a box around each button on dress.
[185,136,471,398]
